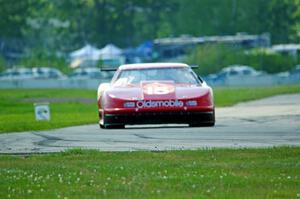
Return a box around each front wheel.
[189,109,215,127]
[99,123,105,129]
[189,122,215,127]
[100,124,125,129]
[99,113,125,129]
[105,124,125,129]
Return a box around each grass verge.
[1,85,300,133]
[214,84,300,106]
[0,147,299,199]
[0,89,97,133]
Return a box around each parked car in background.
[289,65,300,76]
[32,67,66,79]
[69,67,112,79]
[275,65,300,79]
[219,65,264,77]
[0,68,34,80]
[100,70,115,79]
[275,71,289,78]
[204,65,264,84]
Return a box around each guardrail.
[0,79,111,89]
[205,74,300,87]
[0,74,299,89]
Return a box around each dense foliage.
[187,45,297,75]
[19,49,71,74]
[1,0,300,73]
[1,0,300,50]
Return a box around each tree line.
[1,0,300,52]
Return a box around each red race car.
[97,63,215,129]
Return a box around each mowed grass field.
[0,147,299,199]
[1,85,300,133]
[0,89,98,133]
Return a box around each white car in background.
[69,67,113,79]
[289,65,300,76]
[0,68,34,80]
[32,67,66,79]
[219,65,264,77]
[205,65,265,84]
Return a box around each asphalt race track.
[1,94,300,154]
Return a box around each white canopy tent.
[70,44,101,61]
[69,44,124,68]
[98,44,122,59]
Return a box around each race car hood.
[105,81,210,101]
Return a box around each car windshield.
[113,67,200,86]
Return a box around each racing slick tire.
[189,109,215,127]
[99,123,125,129]
[189,122,215,127]
[99,114,125,129]
[106,124,125,129]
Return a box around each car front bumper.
[103,110,215,125]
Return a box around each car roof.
[118,63,189,70]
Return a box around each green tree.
[186,44,244,75]
[0,0,31,38]
[173,0,298,44]
[2,0,300,57]
[19,48,70,74]
[186,44,297,75]
[266,0,298,43]
[0,56,6,72]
